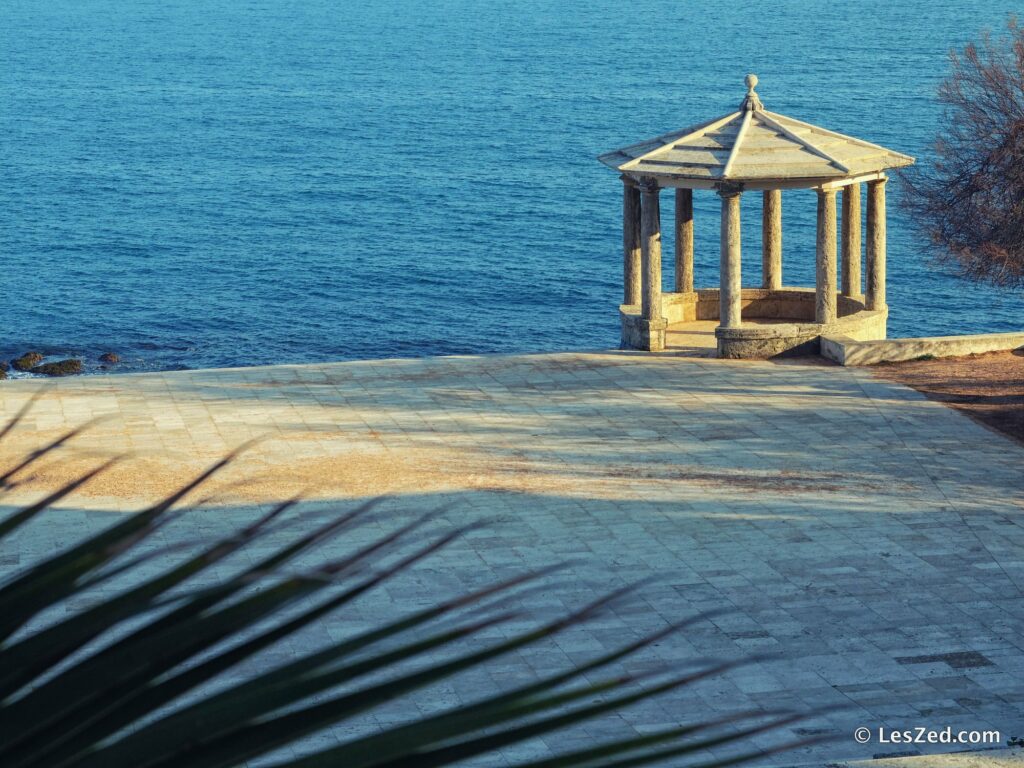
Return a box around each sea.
[3,0,1023,373]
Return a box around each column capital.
[715,181,744,199]
[619,174,638,188]
[636,177,660,194]
[868,175,889,188]
[815,187,837,199]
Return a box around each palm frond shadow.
[0,406,822,768]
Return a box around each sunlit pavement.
[2,351,1023,766]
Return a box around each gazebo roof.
[599,75,914,187]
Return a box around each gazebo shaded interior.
[598,75,914,358]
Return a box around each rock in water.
[99,352,120,364]
[12,352,44,371]
[31,359,83,377]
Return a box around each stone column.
[761,189,782,290]
[674,188,694,293]
[841,183,862,299]
[639,178,666,350]
[718,185,743,329]
[866,178,887,311]
[815,189,838,325]
[621,175,641,305]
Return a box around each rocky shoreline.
[0,350,119,380]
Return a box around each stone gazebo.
[599,75,914,358]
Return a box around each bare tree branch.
[899,16,1024,289]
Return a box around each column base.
[620,314,667,351]
[640,318,668,351]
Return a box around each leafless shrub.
[900,17,1024,288]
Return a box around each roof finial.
[741,73,763,111]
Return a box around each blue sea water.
[2,0,1023,373]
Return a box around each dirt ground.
[873,348,1024,444]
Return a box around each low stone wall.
[715,307,886,358]
[625,287,845,329]
[821,331,1024,366]
[621,287,887,358]
[693,287,884,358]
[662,292,698,324]
[692,287,867,322]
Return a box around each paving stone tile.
[1,351,1022,767]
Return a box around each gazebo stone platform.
[599,75,914,358]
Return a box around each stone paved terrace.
[2,352,1023,766]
